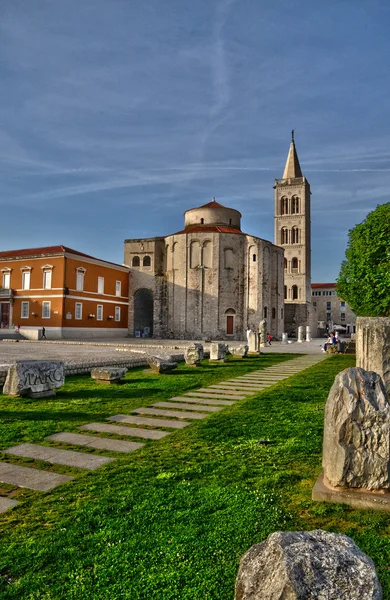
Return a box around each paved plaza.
[0,337,328,368]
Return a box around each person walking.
[267,333,272,346]
[41,326,46,340]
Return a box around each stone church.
[124,136,312,340]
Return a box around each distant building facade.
[124,200,284,340]
[274,135,313,335]
[311,283,356,334]
[0,246,129,339]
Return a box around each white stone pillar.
[248,331,258,353]
[306,326,311,342]
[297,325,304,343]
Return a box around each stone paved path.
[46,432,144,453]
[0,462,74,491]
[79,422,169,440]
[5,444,114,470]
[0,354,327,513]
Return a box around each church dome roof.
[183,198,242,231]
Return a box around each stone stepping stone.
[134,407,207,420]
[153,401,222,413]
[215,382,267,389]
[242,374,287,379]
[195,387,246,396]
[5,444,114,470]
[46,432,144,453]
[206,383,254,391]
[107,414,190,429]
[171,396,234,406]
[79,422,169,440]
[185,391,246,401]
[0,461,73,491]
[0,497,19,513]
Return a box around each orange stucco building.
[0,246,130,339]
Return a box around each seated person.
[322,332,336,352]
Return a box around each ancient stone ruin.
[235,530,382,600]
[247,331,258,353]
[3,360,65,398]
[229,345,249,358]
[356,317,390,396]
[184,343,204,367]
[209,343,228,362]
[313,367,390,510]
[147,355,178,374]
[91,367,127,384]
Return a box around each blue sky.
[1,0,389,281]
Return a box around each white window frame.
[115,280,121,297]
[115,306,120,322]
[98,276,104,294]
[76,268,86,292]
[21,301,29,319]
[75,302,83,320]
[97,304,103,321]
[43,270,52,290]
[2,271,10,289]
[42,301,51,319]
[22,270,31,290]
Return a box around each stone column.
[306,325,311,342]
[356,317,390,396]
[282,332,288,343]
[297,325,304,343]
[248,331,258,353]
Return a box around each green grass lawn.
[0,353,389,599]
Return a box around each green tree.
[337,202,390,316]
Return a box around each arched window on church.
[253,254,256,262]
[284,285,287,299]
[291,196,300,214]
[281,227,288,244]
[291,257,298,273]
[284,258,287,271]
[291,227,299,244]
[224,248,234,269]
[272,307,276,319]
[190,241,201,268]
[264,306,267,318]
[132,256,140,267]
[280,197,288,215]
[143,256,151,267]
[200,218,204,224]
[202,240,212,268]
[292,285,298,300]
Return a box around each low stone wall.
[64,353,185,376]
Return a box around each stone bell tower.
[274,132,312,334]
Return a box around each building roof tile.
[173,225,243,235]
[0,245,126,269]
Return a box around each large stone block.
[209,343,228,361]
[184,343,204,367]
[229,345,249,358]
[147,356,177,374]
[323,367,390,490]
[3,360,64,398]
[91,367,127,383]
[356,317,390,396]
[235,530,382,600]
